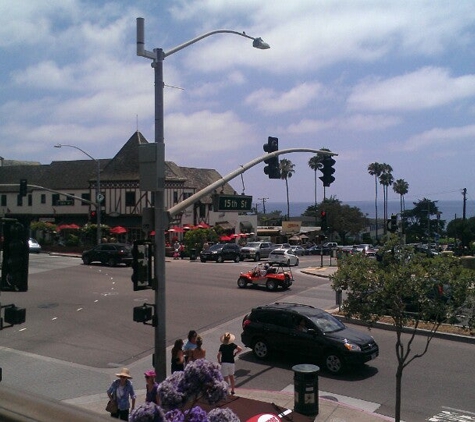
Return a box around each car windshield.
[245,242,260,248]
[308,312,345,333]
[208,243,224,251]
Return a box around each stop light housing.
[131,240,154,291]
[134,303,154,324]
[3,305,26,326]
[89,210,97,223]
[387,214,397,233]
[321,211,328,231]
[319,156,336,187]
[263,136,280,179]
[19,179,28,197]
[0,220,29,292]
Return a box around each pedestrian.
[144,370,159,404]
[189,335,206,361]
[106,367,136,420]
[183,330,198,363]
[171,339,185,373]
[217,332,242,395]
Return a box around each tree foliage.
[402,198,445,243]
[303,197,367,244]
[331,235,474,421]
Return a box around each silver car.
[28,238,41,253]
[268,248,299,266]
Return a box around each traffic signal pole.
[168,147,338,219]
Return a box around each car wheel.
[324,352,345,375]
[253,339,270,359]
[286,259,291,266]
[266,278,277,291]
[108,257,117,267]
[254,254,260,262]
[82,257,91,265]
[200,258,206,263]
[237,277,247,288]
[283,276,291,290]
[295,258,299,266]
[216,255,224,263]
[234,255,240,263]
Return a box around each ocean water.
[264,200,475,223]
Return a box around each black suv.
[200,243,241,263]
[241,302,379,374]
[82,243,133,267]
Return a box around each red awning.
[110,226,127,234]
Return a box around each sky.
[1,0,475,209]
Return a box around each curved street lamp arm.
[168,148,337,219]
[164,29,268,57]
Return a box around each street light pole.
[137,17,269,382]
[54,144,102,244]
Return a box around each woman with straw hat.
[106,367,136,420]
[217,332,242,395]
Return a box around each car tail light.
[242,318,252,329]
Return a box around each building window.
[81,193,91,205]
[183,192,192,200]
[1,195,6,206]
[28,195,32,206]
[17,195,23,206]
[52,194,60,206]
[173,191,179,204]
[125,192,136,207]
[41,194,46,204]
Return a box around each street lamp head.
[54,144,63,148]
[252,37,270,49]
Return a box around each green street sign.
[213,195,252,212]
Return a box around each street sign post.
[213,195,252,212]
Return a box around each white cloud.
[245,82,323,114]
[396,124,475,152]
[348,67,475,112]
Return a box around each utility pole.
[462,188,467,221]
[258,197,269,214]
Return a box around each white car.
[268,248,299,266]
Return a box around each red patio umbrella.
[57,224,72,231]
[110,226,127,234]
[220,235,232,242]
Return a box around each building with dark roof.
[0,132,256,241]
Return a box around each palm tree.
[367,162,384,241]
[393,179,409,214]
[308,149,329,209]
[379,164,394,233]
[280,158,295,220]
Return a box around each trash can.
[292,364,319,416]
[190,248,197,261]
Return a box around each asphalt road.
[1,253,474,421]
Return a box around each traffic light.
[263,136,280,179]
[387,214,397,233]
[89,210,97,223]
[0,220,29,292]
[319,156,336,187]
[133,303,154,325]
[131,240,154,291]
[320,211,328,231]
[4,305,26,326]
[19,179,28,197]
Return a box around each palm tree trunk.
[374,176,379,241]
[285,179,290,220]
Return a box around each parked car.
[82,243,133,267]
[288,245,306,256]
[28,238,41,253]
[240,242,274,261]
[268,248,299,266]
[200,243,241,263]
[305,245,331,255]
[241,302,379,374]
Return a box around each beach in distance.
[263,200,475,223]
